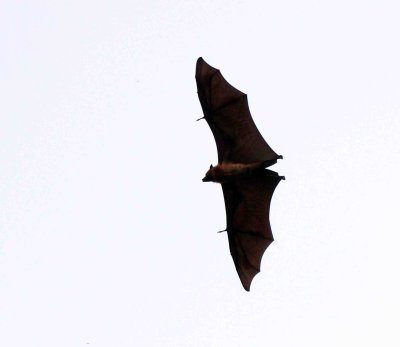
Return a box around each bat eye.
[209,164,213,169]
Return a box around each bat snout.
[202,176,211,182]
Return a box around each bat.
[195,57,284,291]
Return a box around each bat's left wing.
[196,57,281,165]
[221,169,283,291]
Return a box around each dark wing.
[196,57,281,165]
[221,169,283,291]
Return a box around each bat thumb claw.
[217,229,227,233]
[196,116,205,121]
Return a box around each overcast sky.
[1,1,400,346]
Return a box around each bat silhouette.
[196,57,284,291]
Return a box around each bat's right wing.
[221,169,284,291]
[196,57,281,165]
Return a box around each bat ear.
[209,164,213,169]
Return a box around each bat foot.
[277,155,283,159]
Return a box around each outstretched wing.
[221,169,283,291]
[196,57,280,165]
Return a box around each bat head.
[202,164,214,182]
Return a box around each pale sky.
[1,1,400,346]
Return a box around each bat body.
[196,57,284,291]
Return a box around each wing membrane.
[196,57,280,164]
[221,169,283,291]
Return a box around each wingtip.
[241,277,253,292]
[238,269,259,292]
[196,57,218,75]
[196,57,207,68]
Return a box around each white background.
[1,1,400,346]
